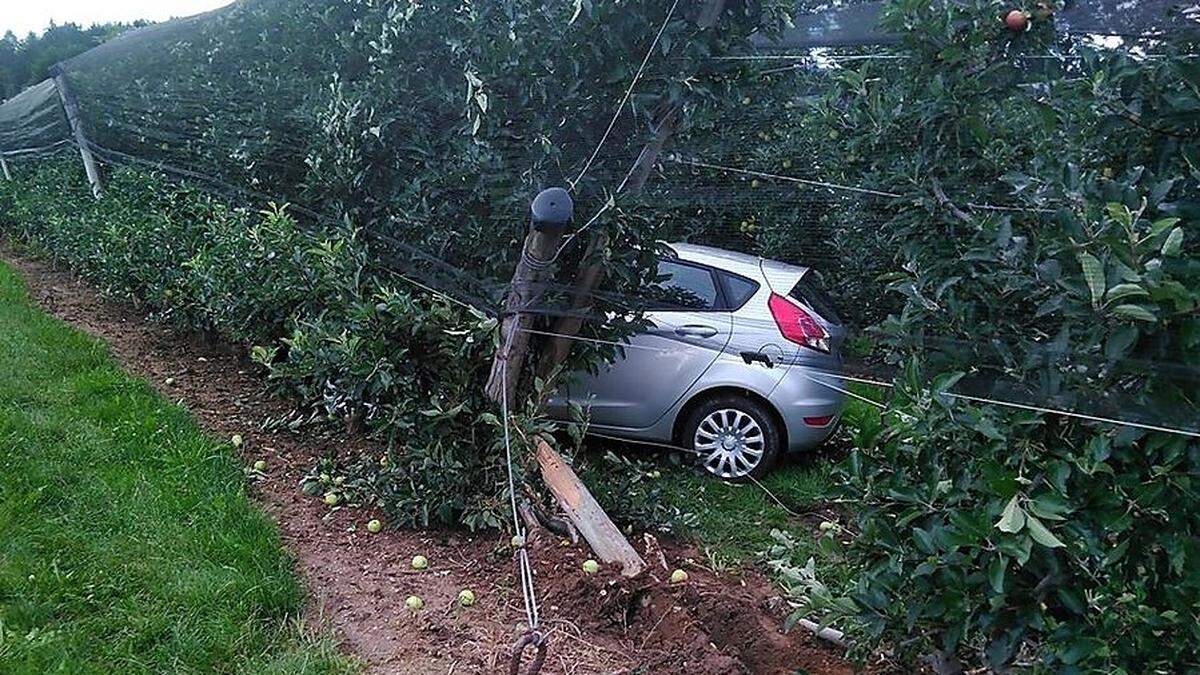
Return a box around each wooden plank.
[535,439,646,577]
[0,157,11,181]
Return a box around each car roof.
[665,242,809,291]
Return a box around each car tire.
[680,394,781,481]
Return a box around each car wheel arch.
[671,385,788,451]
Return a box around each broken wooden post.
[535,438,646,576]
[50,65,103,199]
[485,187,572,405]
[487,190,644,577]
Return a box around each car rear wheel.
[681,395,781,480]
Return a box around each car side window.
[719,272,759,311]
[646,260,720,310]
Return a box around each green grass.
[0,262,356,675]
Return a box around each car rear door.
[567,258,732,430]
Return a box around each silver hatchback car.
[547,243,847,480]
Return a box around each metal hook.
[507,630,548,675]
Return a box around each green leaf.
[1111,304,1157,323]
[1077,252,1104,306]
[1104,283,1148,304]
[1029,494,1071,521]
[1162,227,1184,257]
[1150,217,1180,235]
[1026,515,1066,548]
[988,555,1006,593]
[995,495,1026,534]
[1106,202,1132,227]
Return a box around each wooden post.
[0,157,10,181]
[50,67,102,199]
[535,439,646,576]
[485,188,572,405]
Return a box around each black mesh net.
[0,0,1197,437]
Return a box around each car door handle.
[674,325,719,338]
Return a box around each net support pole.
[0,157,10,181]
[50,67,102,199]
[485,188,572,405]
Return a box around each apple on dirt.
[405,595,424,611]
[366,519,382,533]
[323,492,340,506]
[253,459,267,472]
[581,559,599,574]
[457,589,476,607]
[670,569,689,584]
[411,555,429,570]
[231,434,243,447]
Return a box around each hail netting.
[0,79,70,157]
[45,0,758,320]
[1,0,1198,438]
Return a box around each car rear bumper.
[769,364,846,452]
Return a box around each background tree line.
[0,21,142,101]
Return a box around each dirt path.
[1,246,859,675]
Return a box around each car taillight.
[804,415,834,427]
[768,293,829,353]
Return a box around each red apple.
[1005,9,1028,31]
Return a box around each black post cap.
[530,187,573,232]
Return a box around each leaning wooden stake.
[535,439,646,577]
[50,66,103,199]
[485,188,571,405]
[0,157,11,181]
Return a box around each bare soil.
[2,245,862,675]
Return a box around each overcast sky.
[2,1,233,39]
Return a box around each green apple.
[367,519,382,533]
[411,555,429,570]
[405,595,424,611]
[670,569,689,584]
[457,589,476,607]
[581,559,599,574]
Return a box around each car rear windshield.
[790,272,842,325]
